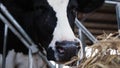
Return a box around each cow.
[0,0,104,65]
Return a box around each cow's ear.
[77,0,105,13]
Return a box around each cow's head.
[2,0,104,64]
[44,0,104,63]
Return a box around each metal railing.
[105,1,120,34]
[0,3,55,68]
[75,1,120,66]
[1,0,120,68]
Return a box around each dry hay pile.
[70,32,120,68]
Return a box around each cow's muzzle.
[47,40,80,63]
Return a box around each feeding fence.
[0,0,120,68]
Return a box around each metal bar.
[0,13,32,51]
[28,49,33,68]
[0,12,36,68]
[38,52,55,68]
[58,64,63,68]
[0,13,54,68]
[75,18,93,65]
[105,1,120,35]
[78,29,86,57]
[0,13,35,68]
[76,38,83,66]
[105,1,119,4]
[116,3,120,35]
[75,18,98,44]
[2,25,8,68]
[0,3,54,67]
[0,3,38,53]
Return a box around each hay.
[70,32,120,68]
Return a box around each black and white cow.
[0,0,104,64]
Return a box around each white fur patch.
[47,0,76,49]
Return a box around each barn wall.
[77,4,118,45]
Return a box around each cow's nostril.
[56,46,65,54]
[55,41,60,45]
[75,42,80,46]
[77,46,80,50]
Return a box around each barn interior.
[76,1,117,45]
[72,0,120,68]
[0,0,120,68]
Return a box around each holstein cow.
[0,0,104,67]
